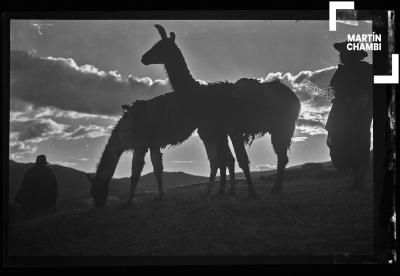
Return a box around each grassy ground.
[8,173,373,256]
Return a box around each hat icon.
[333,41,368,60]
[35,155,49,165]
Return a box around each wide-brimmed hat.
[333,41,368,60]
[35,154,49,165]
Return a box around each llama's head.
[141,24,178,65]
[87,107,133,208]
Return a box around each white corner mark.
[374,54,399,84]
[329,1,355,31]
[329,2,399,84]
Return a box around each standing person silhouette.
[325,41,373,191]
[14,155,58,216]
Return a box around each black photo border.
[2,9,398,266]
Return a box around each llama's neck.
[164,49,198,92]
[94,131,124,186]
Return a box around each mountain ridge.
[8,160,208,200]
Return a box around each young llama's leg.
[127,147,147,205]
[220,135,236,196]
[150,147,164,199]
[229,131,256,198]
[226,147,236,196]
[203,140,218,196]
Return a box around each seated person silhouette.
[14,155,58,215]
[325,41,373,191]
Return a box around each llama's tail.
[287,96,301,151]
[272,81,301,151]
[273,80,301,122]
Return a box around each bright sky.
[10,20,372,177]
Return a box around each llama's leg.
[270,130,291,194]
[127,148,147,205]
[226,142,236,196]
[270,148,288,194]
[150,147,164,199]
[230,132,256,198]
[228,164,236,196]
[208,164,218,196]
[215,138,228,198]
[203,140,218,196]
[216,166,227,199]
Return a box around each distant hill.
[258,161,337,182]
[9,160,92,200]
[109,171,208,196]
[8,160,208,201]
[233,160,334,181]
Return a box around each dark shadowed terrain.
[8,161,373,256]
[9,160,208,202]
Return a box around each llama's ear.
[169,32,175,42]
[121,104,129,111]
[154,24,167,39]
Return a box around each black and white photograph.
[3,7,398,265]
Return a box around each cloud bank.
[11,50,170,116]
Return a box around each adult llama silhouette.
[141,24,300,196]
[87,92,235,208]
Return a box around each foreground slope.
[8,169,373,256]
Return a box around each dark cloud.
[295,103,331,136]
[10,118,68,142]
[9,116,69,160]
[66,124,110,140]
[9,140,38,160]
[11,114,110,145]
[9,113,112,163]
[307,95,332,108]
[10,50,170,116]
[9,141,35,153]
[296,118,325,128]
